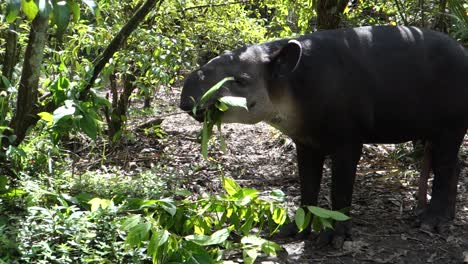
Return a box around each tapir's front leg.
[296,143,326,206]
[318,143,363,248]
[276,143,325,238]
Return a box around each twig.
[183,1,248,11]
[393,0,409,25]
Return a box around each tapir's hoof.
[315,221,352,249]
[416,208,454,233]
[273,222,310,239]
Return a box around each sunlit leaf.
[38,112,53,126]
[222,177,241,196]
[295,207,306,232]
[125,223,151,246]
[307,206,350,221]
[88,197,112,212]
[53,0,71,35]
[199,77,234,106]
[218,96,248,110]
[37,0,52,17]
[22,0,39,20]
[185,228,230,246]
[121,215,142,231]
[6,0,21,22]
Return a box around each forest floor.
[106,88,468,264]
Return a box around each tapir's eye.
[235,75,250,86]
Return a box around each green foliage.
[295,206,350,233]
[121,176,286,263]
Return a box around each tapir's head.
[179,39,303,124]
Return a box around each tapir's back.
[293,26,468,142]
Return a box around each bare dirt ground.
[120,88,468,263]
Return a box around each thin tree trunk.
[315,0,349,30]
[80,0,163,100]
[10,13,49,145]
[1,23,19,88]
[432,0,448,32]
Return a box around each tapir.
[179,26,468,247]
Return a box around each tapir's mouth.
[188,109,205,122]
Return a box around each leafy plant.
[295,206,350,233]
[122,176,286,263]
[193,77,249,158]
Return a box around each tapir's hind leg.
[419,128,465,232]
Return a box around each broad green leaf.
[217,122,227,153]
[81,0,98,15]
[185,228,230,246]
[295,207,306,232]
[222,177,241,196]
[218,96,248,110]
[37,0,52,17]
[243,248,258,264]
[78,113,97,140]
[38,112,53,126]
[68,0,80,22]
[261,240,281,255]
[52,100,76,124]
[158,198,176,216]
[269,189,285,201]
[199,77,234,105]
[22,0,39,20]
[53,1,71,35]
[6,0,21,22]
[88,197,112,212]
[215,101,229,112]
[121,215,142,231]
[147,229,169,257]
[0,176,8,192]
[307,206,350,221]
[125,223,151,246]
[272,207,287,225]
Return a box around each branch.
[183,1,248,12]
[393,0,409,25]
[79,0,163,101]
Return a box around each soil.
[112,88,468,264]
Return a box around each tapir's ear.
[270,40,303,79]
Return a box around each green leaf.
[22,0,39,20]
[52,100,76,125]
[81,0,98,15]
[6,0,21,22]
[121,215,142,231]
[125,223,151,246]
[158,198,176,216]
[68,0,80,22]
[199,77,234,106]
[185,228,230,246]
[218,96,248,110]
[222,177,241,196]
[261,240,281,255]
[147,229,169,258]
[0,176,8,192]
[272,207,287,225]
[243,248,258,264]
[295,207,306,232]
[307,206,350,221]
[269,189,285,201]
[215,101,229,112]
[88,197,112,212]
[78,112,98,140]
[38,112,54,126]
[53,1,71,35]
[37,0,52,17]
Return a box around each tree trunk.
[1,23,19,89]
[10,13,49,145]
[432,0,448,33]
[80,0,162,100]
[315,0,349,30]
